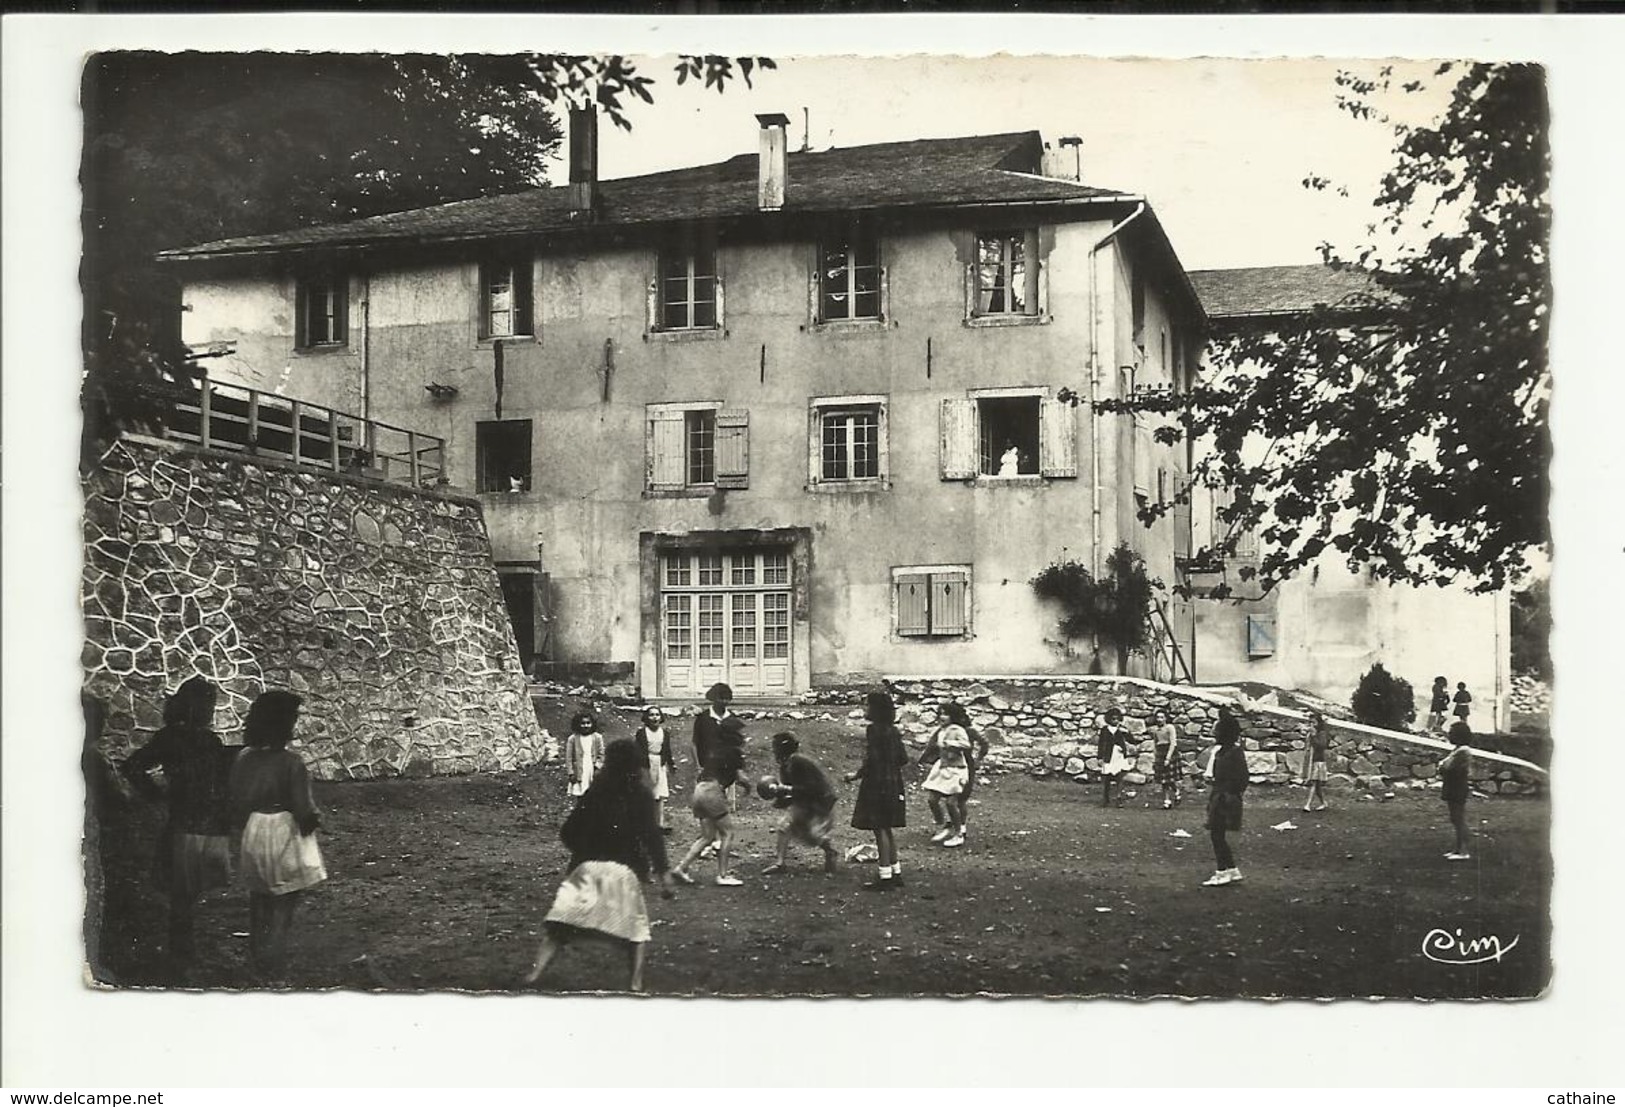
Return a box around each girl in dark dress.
[121,675,234,964]
[1427,676,1450,733]
[525,739,675,992]
[845,690,909,891]
[1439,721,1474,861]
[1202,705,1249,887]
[1096,707,1133,808]
[1452,682,1473,724]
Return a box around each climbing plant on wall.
[1031,544,1159,672]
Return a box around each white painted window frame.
[807,394,890,491]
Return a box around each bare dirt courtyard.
[89,703,1551,999]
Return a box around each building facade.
[160,117,1207,699]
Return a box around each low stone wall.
[814,676,1544,796]
[82,436,547,780]
[1510,673,1551,715]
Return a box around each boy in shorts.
[761,732,839,875]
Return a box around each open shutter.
[931,571,969,635]
[1039,397,1078,478]
[1133,418,1152,496]
[648,409,687,491]
[940,398,978,479]
[1245,612,1276,658]
[715,409,750,489]
[895,574,929,636]
[1172,470,1192,559]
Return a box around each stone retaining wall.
[815,677,1544,796]
[82,436,546,779]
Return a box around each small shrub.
[1350,663,1416,730]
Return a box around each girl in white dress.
[922,719,972,848]
[565,710,606,799]
[634,706,675,832]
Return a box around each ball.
[755,775,781,801]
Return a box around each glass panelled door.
[662,548,792,696]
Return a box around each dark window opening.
[477,419,533,493]
[685,409,716,485]
[296,275,347,348]
[977,396,1041,476]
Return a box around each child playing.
[922,712,972,848]
[1427,676,1450,733]
[761,732,840,875]
[1452,682,1473,725]
[1151,709,1182,809]
[671,715,750,887]
[1439,720,1474,861]
[525,740,676,993]
[1302,711,1332,812]
[1202,706,1249,887]
[1096,707,1133,808]
[846,690,909,890]
[564,710,606,798]
[633,706,675,832]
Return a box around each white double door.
[661,549,791,697]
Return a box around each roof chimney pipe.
[756,112,791,212]
[569,107,599,218]
[1058,135,1083,183]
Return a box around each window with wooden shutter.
[647,408,687,491]
[1038,397,1078,478]
[1246,613,1276,658]
[296,274,347,348]
[480,259,533,340]
[714,409,750,489]
[940,398,979,480]
[895,574,930,636]
[932,572,968,635]
[1133,419,1153,497]
[893,566,973,638]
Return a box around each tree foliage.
[1031,544,1160,668]
[1350,662,1417,730]
[1113,62,1549,595]
[1510,577,1551,680]
[80,51,774,458]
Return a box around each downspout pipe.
[1087,201,1147,579]
[360,270,372,451]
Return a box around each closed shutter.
[1246,612,1276,657]
[940,398,978,479]
[895,574,930,636]
[1133,419,1152,496]
[715,409,750,489]
[932,572,968,635]
[648,409,687,490]
[1039,397,1078,478]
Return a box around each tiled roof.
[160,130,1136,260]
[1188,264,1391,319]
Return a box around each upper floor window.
[480,259,533,340]
[656,240,720,332]
[817,224,883,323]
[808,395,889,489]
[939,387,1077,481]
[647,402,749,493]
[974,231,1039,316]
[296,274,347,349]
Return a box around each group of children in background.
[106,666,1484,993]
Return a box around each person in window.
[525,739,675,993]
[229,689,327,980]
[565,710,606,799]
[1095,707,1133,808]
[1202,705,1249,887]
[760,732,839,876]
[632,706,676,834]
[1438,721,1474,861]
[846,690,909,890]
[121,675,234,966]
[671,715,750,887]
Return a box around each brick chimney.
[755,113,791,211]
[569,107,599,217]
